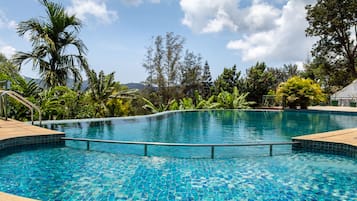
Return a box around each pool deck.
[308,105,357,112]
[292,128,357,147]
[0,192,38,201]
[0,119,63,140]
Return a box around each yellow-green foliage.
[276,76,326,109]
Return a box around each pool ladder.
[0,90,42,125]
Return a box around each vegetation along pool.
[0,110,356,200]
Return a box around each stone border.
[292,139,356,158]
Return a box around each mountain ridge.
[23,76,145,90]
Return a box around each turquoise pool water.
[0,144,356,200]
[0,110,356,200]
[45,110,357,157]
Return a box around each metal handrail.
[0,90,42,125]
[62,137,300,159]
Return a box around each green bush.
[276,76,326,109]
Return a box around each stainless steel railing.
[0,90,42,125]
[62,137,300,159]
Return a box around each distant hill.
[23,76,145,90]
[24,76,89,90]
[124,83,145,90]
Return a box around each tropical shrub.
[142,98,171,113]
[39,86,79,120]
[276,76,326,109]
[216,87,254,109]
[179,97,195,110]
[106,98,131,117]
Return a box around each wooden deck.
[0,119,63,140]
[0,192,38,201]
[293,128,357,146]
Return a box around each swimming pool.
[0,110,356,200]
[0,144,356,200]
[45,110,357,158]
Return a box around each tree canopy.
[306,0,357,80]
[13,0,88,88]
[244,62,275,104]
[213,65,241,94]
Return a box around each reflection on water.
[43,110,357,157]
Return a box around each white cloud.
[180,0,282,33]
[0,11,17,29]
[67,0,118,24]
[202,8,238,33]
[180,0,317,65]
[0,45,16,59]
[227,0,316,63]
[243,1,281,32]
[180,0,239,33]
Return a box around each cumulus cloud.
[67,0,118,24]
[227,0,315,63]
[180,0,239,33]
[180,0,282,34]
[180,0,316,64]
[202,8,238,33]
[243,1,281,32]
[0,45,16,59]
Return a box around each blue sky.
[0,0,316,83]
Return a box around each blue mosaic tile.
[0,146,356,200]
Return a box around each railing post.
[31,109,34,125]
[269,144,273,156]
[211,146,215,159]
[87,141,90,150]
[144,144,148,156]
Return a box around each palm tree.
[86,70,117,117]
[13,0,88,88]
